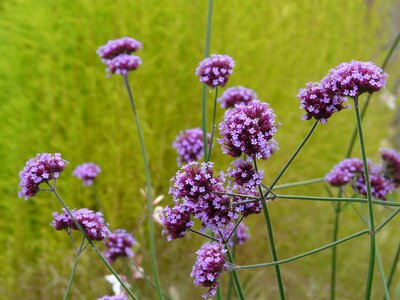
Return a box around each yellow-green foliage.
[0,0,399,299]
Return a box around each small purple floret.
[97,37,142,60]
[103,229,136,263]
[322,60,387,98]
[218,86,258,109]
[73,162,101,186]
[173,128,210,166]
[218,100,279,160]
[106,54,142,76]
[191,242,227,299]
[18,153,68,200]
[51,208,109,241]
[195,54,235,88]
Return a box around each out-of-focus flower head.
[221,221,250,247]
[73,162,101,186]
[105,54,142,76]
[325,158,364,187]
[97,37,142,61]
[380,148,400,187]
[173,128,210,166]
[104,229,136,263]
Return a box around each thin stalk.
[273,178,325,190]
[189,228,220,242]
[235,229,369,270]
[225,245,245,300]
[346,32,400,158]
[354,96,376,300]
[375,208,400,233]
[387,241,400,291]
[376,245,391,300]
[208,86,219,161]
[201,0,214,163]
[226,236,237,300]
[330,188,343,300]
[47,183,137,300]
[63,237,86,300]
[254,159,286,300]
[122,76,163,300]
[226,215,245,243]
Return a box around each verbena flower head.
[227,158,263,190]
[191,242,227,299]
[322,60,387,98]
[353,166,394,200]
[195,54,235,88]
[218,100,279,159]
[73,162,101,186]
[218,86,258,109]
[161,203,194,241]
[51,208,109,241]
[18,153,68,200]
[106,54,142,76]
[97,37,142,61]
[97,296,128,300]
[231,186,262,217]
[297,82,348,124]
[104,229,136,263]
[221,221,250,247]
[173,128,210,166]
[325,158,364,187]
[380,148,400,186]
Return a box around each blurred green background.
[1,0,400,299]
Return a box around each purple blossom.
[221,221,250,247]
[218,86,258,109]
[73,162,101,186]
[195,54,235,88]
[231,186,262,217]
[18,153,68,200]
[227,158,263,190]
[322,60,387,98]
[353,166,394,200]
[105,54,142,76]
[297,82,348,124]
[191,242,227,299]
[103,229,136,263]
[97,37,142,61]
[51,208,109,241]
[218,100,279,160]
[325,158,364,187]
[161,203,194,241]
[173,128,210,166]
[380,148,400,186]
[97,296,128,300]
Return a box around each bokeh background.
[1,0,400,299]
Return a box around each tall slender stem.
[224,245,245,300]
[254,159,286,300]
[47,183,137,300]
[376,245,391,300]
[387,241,400,292]
[353,96,376,300]
[330,188,343,300]
[226,236,237,300]
[272,177,325,190]
[63,252,81,300]
[122,76,163,300]
[208,86,219,161]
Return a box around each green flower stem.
[214,190,260,200]
[63,237,86,300]
[207,86,219,161]
[122,76,163,300]
[235,229,369,271]
[387,241,400,292]
[330,188,343,300]
[46,182,138,300]
[346,32,400,158]
[376,245,391,300]
[272,178,325,190]
[226,236,237,300]
[254,159,286,300]
[224,245,245,300]
[201,0,214,163]
[189,228,220,242]
[353,96,376,300]
[375,208,400,233]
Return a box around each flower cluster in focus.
[218,86,258,109]
[196,54,235,88]
[103,229,136,263]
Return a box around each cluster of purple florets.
[196,54,235,88]
[298,60,387,123]
[325,151,399,200]
[73,162,101,186]
[218,86,258,109]
[18,153,68,200]
[191,242,228,299]
[97,37,143,76]
[51,208,109,241]
[227,158,264,190]
[161,203,194,241]
[173,128,210,166]
[218,100,279,159]
[103,229,136,263]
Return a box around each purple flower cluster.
[97,296,128,300]
[103,229,136,263]
[51,208,109,241]
[191,242,227,299]
[231,186,262,217]
[227,159,263,190]
[173,128,210,166]
[380,148,400,186]
[218,86,258,109]
[297,82,348,124]
[161,203,194,241]
[218,100,278,160]
[73,162,101,186]
[196,54,235,88]
[325,158,364,187]
[96,37,142,61]
[354,168,394,200]
[18,153,68,200]
[322,60,387,98]
[97,37,143,76]
[221,221,250,247]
